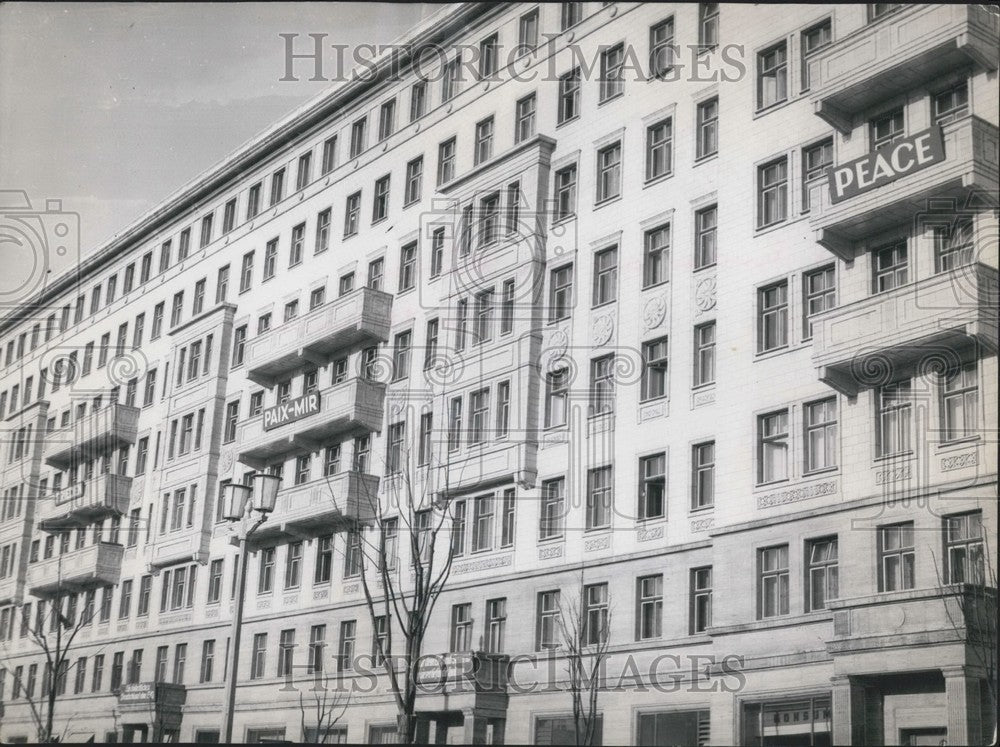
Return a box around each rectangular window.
[495,380,510,439]
[646,118,673,182]
[540,477,565,540]
[690,567,713,633]
[372,175,390,222]
[289,223,305,266]
[873,240,907,293]
[803,265,835,339]
[536,590,560,650]
[933,81,969,126]
[263,239,277,280]
[806,537,838,611]
[437,138,456,185]
[941,363,978,442]
[801,19,832,90]
[586,466,612,530]
[599,43,625,102]
[596,142,622,203]
[757,42,788,110]
[545,368,569,428]
[805,398,838,473]
[692,441,715,509]
[590,355,615,416]
[696,98,718,159]
[250,633,267,679]
[200,640,215,683]
[870,107,904,151]
[801,137,833,213]
[694,205,717,269]
[758,545,789,618]
[449,603,473,653]
[694,322,716,387]
[583,583,609,644]
[878,380,912,456]
[409,81,426,122]
[558,68,581,124]
[878,522,915,591]
[350,118,366,159]
[222,199,237,234]
[338,620,356,671]
[270,168,285,206]
[592,246,618,306]
[386,421,405,473]
[758,281,788,353]
[637,574,663,640]
[246,183,261,220]
[344,192,361,237]
[475,117,494,165]
[933,216,974,273]
[699,2,719,50]
[321,136,337,175]
[486,598,507,653]
[239,251,254,293]
[277,629,295,677]
[554,164,577,221]
[758,410,789,484]
[441,57,460,103]
[398,242,417,291]
[468,388,489,445]
[758,157,788,228]
[199,213,213,248]
[471,494,494,552]
[479,34,498,79]
[649,17,675,78]
[404,157,422,205]
[258,547,275,594]
[944,512,984,584]
[376,99,395,143]
[639,453,666,520]
[518,9,538,52]
[641,337,669,401]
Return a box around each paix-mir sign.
[827,126,945,203]
[263,392,321,431]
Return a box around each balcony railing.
[236,378,385,469]
[37,473,132,531]
[812,263,998,395]
[244,287,393,387]
[808,116,999,260]
[808,5,999,132]
[26,541,124,597]
[44,403,140,468]
[246,471,378,549]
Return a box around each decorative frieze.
[757,480,837,509]
[637,525,664,542]
[584,535,611,552]
[690,517,715,533]
[452,554,513,576]
[941,452,977,472]
[876,466,911,484]
[538,544,564,560]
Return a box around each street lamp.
[220,473,281,743]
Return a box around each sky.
[0,2,427,299]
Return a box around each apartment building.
[0,2,997,744]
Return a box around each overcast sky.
[0,2,426,295]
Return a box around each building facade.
[0,2,997,744]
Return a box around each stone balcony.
[808,5,999,133]
[26,541,124,598]
[246,471,379,549]
[236,378,385,469]
[437,440,537,496]
[37,473,132,531]
[812,263,998,396]
[244,287,392,387]
[44,403,140,469]
[807,116,999,260]
[414,652,510,694]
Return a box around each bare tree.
[297,672,351,744]
[336,446,455,744]
[557,577,612,747]
[0,589,101,743]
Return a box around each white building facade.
[0,2,997,744]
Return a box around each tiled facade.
[0,3,997,744]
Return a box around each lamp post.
[220,473,281,743]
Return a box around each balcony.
[37,474,132,531]
[414,652,509,694]
[236,378,385,469]
[244,287,392,387]
[246,471,379,549]
[44,403,140,469]
[808,5,999,133]
[812,264,998,395]
[808,116,999,260]
[26,541,124,598]
[437,441,537,496]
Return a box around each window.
[696,98,718,159]
[485,598,507,653]
[878,380,912,456]
[475,117,494,165]
[307,624,326,674]
[349,118,366,159]
[393,242,417,293]
[879,522,915,591]
[239,251,254,293]
[479,34,498,79]
[592,247,618,306]
[468,389,490,445]
[246,183,261,220]
[222,198,237,234]
[372,175,390,222]
[159,241,172,274]
[694,205,717,269]
[344,192,361,236]
[933,81,969,126]
[806,537,838,611]
[277,629,295,677]
[690,567,712,633]
[586,466,612,530]
[441,57,460,103]
[757,42,788,110]
[583,583,609,644]
[758,410,789,484]
[261,241,278,282]
[699,2,719,50]
[758,545,789,618]
[192,279,206,316]
[873,241,907,292]
[409,81,426,122]
[321,136,337,175]
[801,19,832,90]
[641,337,669,401]
[404,157,422,205]
[944,512,984,584]
[558,68,581,124]
[372,615,388,663]
[386,422,405,474]
[639,453,666,520]
[428,228,445,278]
[471,493,494,552]
[250,633,267,679]
[544,367,569,429]
[515,93,536,143]
[554,165,577,222]
[437,138,456,185]
[940,363,978,442]
[309,286,326,311]
[199,213,214,248]
[258,547,275,594]
[377,99,395,142]
[637,575,663,640]
[270,168,285,206]
[392,330,411,381]
[336,620,356,671]
[590,355,614,416]
[561,2,582,30]
[367,257,384,291]
[536,590,560,650]
[758,157,788,228]
[599,43,624,102]
[645,118,672,182]
[692,441,715,509]
[870,107,904,150]
[518,9,538,53]
[232,326,247,367]
[289,223,305,266]
[693,322,716,387]
[758,281,788,353]
[200,640,215,683]
[540,478,565,540]
[155,646,169,683]
[173,643,187,684]
[379,519,398,572]
[473,289,494,343]
[802,265,835,339]
[933,216,974,272]
[801,397,838,474]
[450,604,473,652]
[495,380,510,438]
[596,142,622,203]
